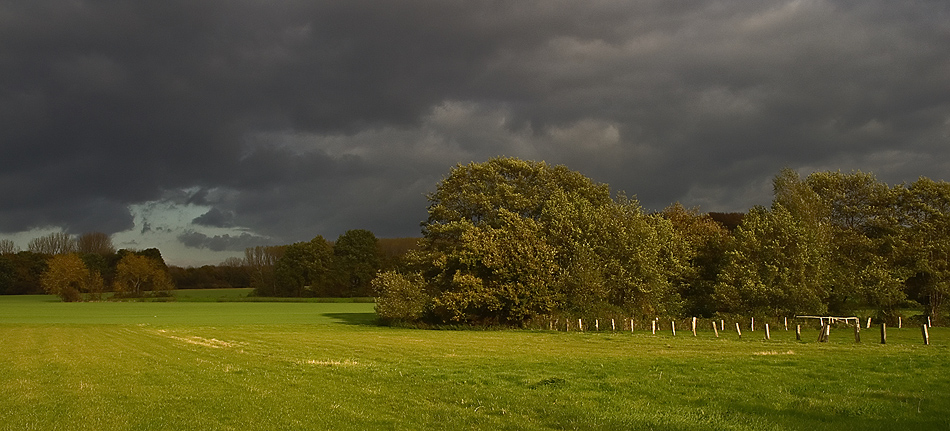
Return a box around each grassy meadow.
[1,293,948,430]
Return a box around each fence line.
[533,315,936,345]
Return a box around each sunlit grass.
[0,296,948,430]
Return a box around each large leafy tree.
[716,170,831,317]
[899,177,950,324]
[41,253,103,302]
[378,157,677,326]
[423,157,612,238]
[425,209,560,324]
[715,204,829,317]
[806,171,904,317]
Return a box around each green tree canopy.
[378,157,679,326]
[715,170,832,317]
[332,229,381,297]
[274,236,333,297]
[806,171,904,316]
[900,177,950,324]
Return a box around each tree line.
[238,230,419,297]
[167,237,418,292]
[0,232,172,301]
[8,156,950,326]
[373,157,950,327]
[0,229,417,300]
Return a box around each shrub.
[373,271,429,323]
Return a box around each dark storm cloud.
[1,0,949,257]
[192,208,234,228]
[178,231,274,252]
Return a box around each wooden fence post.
[898,316,902,328]
[630,319,634,333]
[578,319,583,332]
[866,317,872,329]
[671,321,676,336]
[923,325,930,345]
[784,317,788,331]
[880,323,886,344]
[765,324,771,340]
[751,317,755,332]
[652,320,656,335]
[854,322,861,343]
[713,321,719,338]
[796,324,801,341]
[595,319,600,331]
[691,317,697,337]
[735,322,742,339]
[611,318,616,332]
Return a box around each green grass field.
[1,295,948,430]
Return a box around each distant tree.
[80,252,115,290]
[221,256,245,267]
[114,253,174,296]
[76,232,115,255]
[377,238,421,271]
[245,245,284,296]
[219,258,251,288]
[28,232,76,255]
[41,253,103,302]
[0,239,19,255]
[5,252,49,295]
[332,230,381,297]
[0,255,15,295]
[134,248,168,270]
[274,236,334,297]
[168,265,232,289]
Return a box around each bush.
[373,271,429,323]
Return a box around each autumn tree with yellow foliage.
[114,253,174,296]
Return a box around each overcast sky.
[2,0,948,266]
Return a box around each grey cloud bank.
[1,0,948,265]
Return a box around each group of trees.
[6,157,950,324]
[240,230,410,297]
[0,232,172,301]
[1,229,416,301]
[374,157,950,326]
